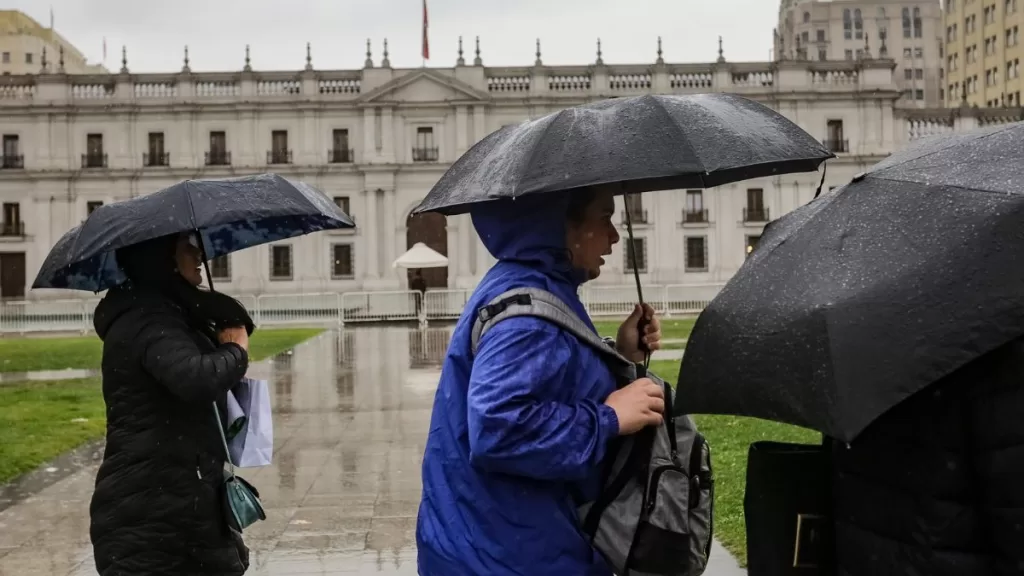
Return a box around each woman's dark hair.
[565,186,598,224]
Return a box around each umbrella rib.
[863,174,1021,197]
[872,123,1016,178]
[515,113,562,199]
[182,181,200,230]
[651,96,709,175]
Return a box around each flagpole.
[422,0,429,68]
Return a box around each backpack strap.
[470,287,636,382]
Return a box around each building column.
[363,109,376,163]
[455,106,469,156]
[50,116,70,170]
[119,113,131,168]
[381,107,396,163]
[383,187,397,280]
[178,113,194,169]
[457,215,472,282]
[473,105,487,144]
[301,110,316,164]
[446,225,459,288]
[364,188,379,278]
[238,111,257,167]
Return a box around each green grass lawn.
[0,327,324,373]
[592,316,696,349]
[247,328,325,362]
[0,378,106,483]
[0,327,323,484]
[648,359,820,566]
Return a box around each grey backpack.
[471,287,715,576]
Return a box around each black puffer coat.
[833,337,1024,576]
[90,286,250,576]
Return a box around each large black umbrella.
[414,93,832,216]
[413,93,832,355]
[676,121,1024,442]
[34,173,353,292]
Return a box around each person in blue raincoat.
[416,185,666,575]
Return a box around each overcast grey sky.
[11,0,779,72]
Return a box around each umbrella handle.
[194,230,216,292]
[622,193,651,366]
[813,162,827,199]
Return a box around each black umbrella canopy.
[34,173,353,292]
[413,93,834,215]
[676,121,1024,442]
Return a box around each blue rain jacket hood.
[416,195,622,576]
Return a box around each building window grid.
[685,237,709,272]
[745,235,762,258]
[3,202,21,234]
[331,244,355,279]
[270,245,293,280]
[623,237,647,274]
[332,196,351,215]
[210,255,231,280]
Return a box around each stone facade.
[0,46,1020,301]
[775,0,945,107]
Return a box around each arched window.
[903,7,912,38]
[913,7,923,38]
[844,9,853,39]
[803,11,811,23]
[854,8,864,38]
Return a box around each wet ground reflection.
[0,329,445,575]
[0,327,742,575]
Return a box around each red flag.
[422,0,430,60]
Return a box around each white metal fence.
[0,283,724,335]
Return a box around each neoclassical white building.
[0,40,1021,301]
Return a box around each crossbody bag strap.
[470,287,637,381]
[212,402,237,479]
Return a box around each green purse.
[213,402,266,532]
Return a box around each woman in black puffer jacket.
[89,232,255,576]
[832,337,1024,576]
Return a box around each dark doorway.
[0,252,26,299]
[405,211,448,289]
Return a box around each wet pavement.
[0,328,743,575]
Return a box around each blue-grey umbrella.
[33,173,354,292]
[413,93,834,215]
[676,121,1024,442]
